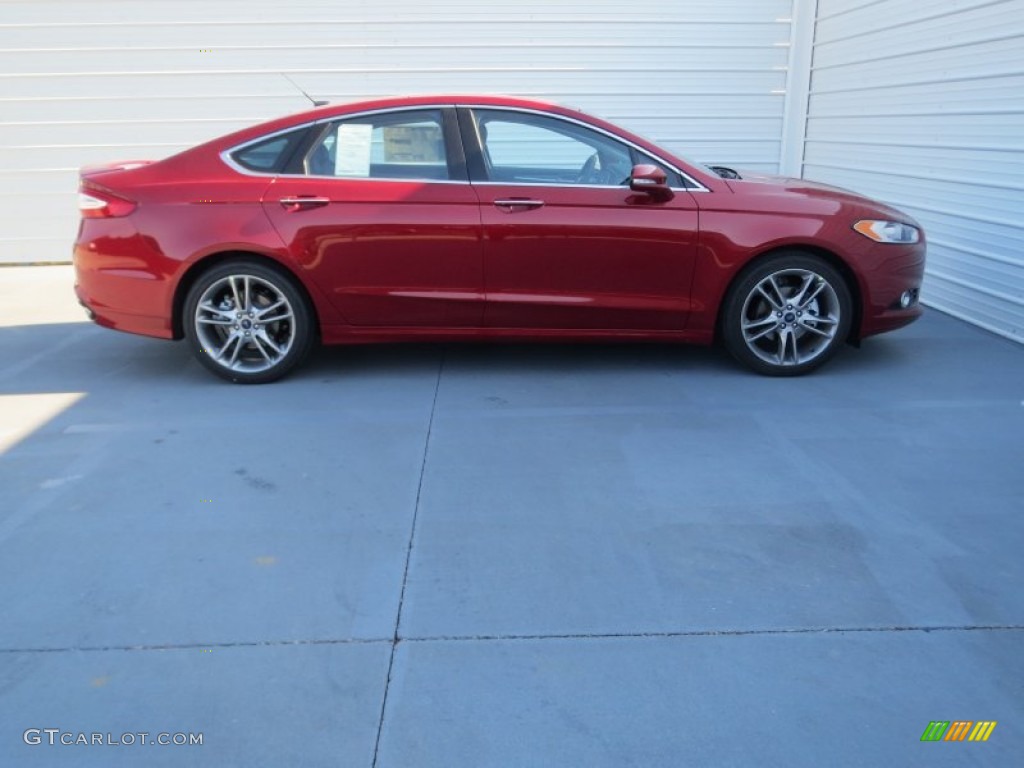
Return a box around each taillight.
[78,186,136,218]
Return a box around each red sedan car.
[74,95,924,383]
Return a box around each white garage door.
[805,0,1024,343]
[0,0,793,264]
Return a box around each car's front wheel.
[722,253,852,376]
[184,260,314,383]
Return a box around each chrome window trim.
[219,102,710,192]
[471,181,695,192]
[278,174,470,185]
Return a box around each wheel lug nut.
[244,331,250,337]
[776,311,783,317]
[233,324,239,330]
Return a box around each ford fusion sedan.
[74,95,925,383]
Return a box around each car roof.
[203,95,591,153]
[176,94,720,191]
[299,94,569,121]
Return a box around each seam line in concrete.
[3,624,1020,656]
[0,637,391,654]
[0,261,73,267]
[371,349,444,768]
[403,624,1024,642]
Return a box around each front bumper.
[855,240,927,339]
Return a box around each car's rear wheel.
[722,252,852,376]
[184,260,314,384]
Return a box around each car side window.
[472,109,634,187]
[306,109,450,181]
[229,127,308,173]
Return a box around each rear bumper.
[73,220,175,339]
[74,280,173,339]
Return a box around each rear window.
[229,127,308,173]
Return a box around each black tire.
[722,252,852,376]
[183,259,315,384]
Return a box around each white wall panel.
[0,0,793,263]
[806,0,1024,343]
[3,0,1021,346]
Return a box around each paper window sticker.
[382,123,444,163]
[334,123,373,177]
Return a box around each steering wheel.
[576,153,599,184]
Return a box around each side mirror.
[629,164,673,199]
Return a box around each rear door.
[261,107,484,327]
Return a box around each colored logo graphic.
[921,721,996,742]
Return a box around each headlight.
[853,220,920,244]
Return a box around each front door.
[462,107,699,331]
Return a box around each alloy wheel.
[739,268,842,367]
[193,273,297,374]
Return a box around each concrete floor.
[1,265,1022,767]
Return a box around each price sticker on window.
[334,123,373,177]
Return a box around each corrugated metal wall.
[805,0,1024,343]
[0,0,792,264]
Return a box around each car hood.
[724,172,916,223]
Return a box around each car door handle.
[279,196,330,211]
[494,199,545,212]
